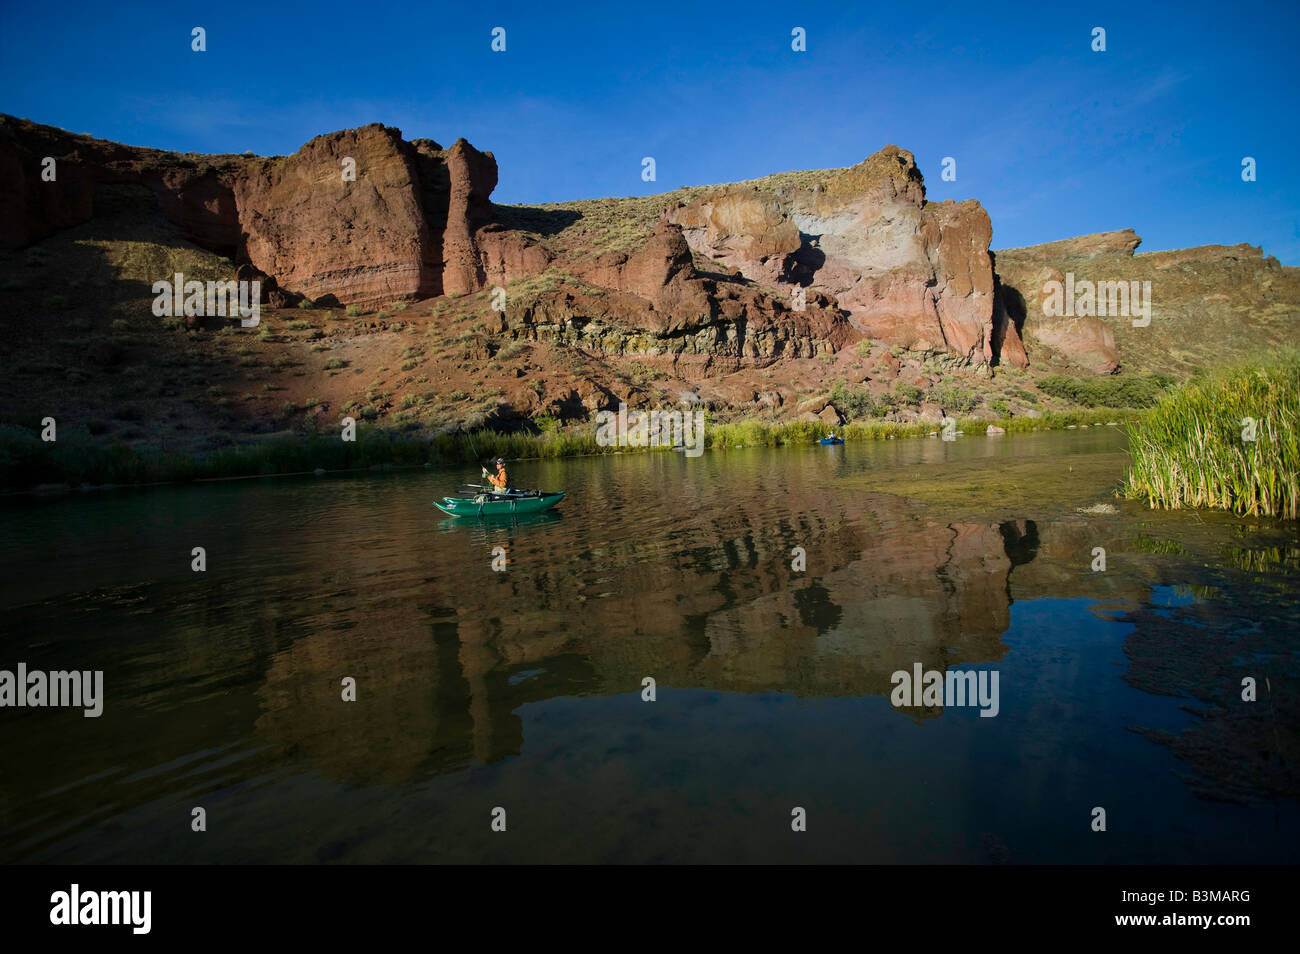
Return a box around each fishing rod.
[466,427,495,471]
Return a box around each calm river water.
[1,429,1297,863]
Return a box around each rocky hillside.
[1,114,1297,453]
[995,229,1300,376]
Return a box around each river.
[1,428,1296,863]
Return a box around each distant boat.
[819,435,844,445]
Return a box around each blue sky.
[3,0,1298,262]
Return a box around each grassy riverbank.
[1123,352,1299,518]
[704,407,1140,448]
[1,407,1139,492]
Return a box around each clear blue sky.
[3,0,1298,262]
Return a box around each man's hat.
[494,458,506,465]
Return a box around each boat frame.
[433,489,566,517]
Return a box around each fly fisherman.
[482,458,510,497]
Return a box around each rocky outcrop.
[229,130,501,304]
[665,145,1028,368]
[992,230,1300,376]
[499,228,851,377]
[920,199,1000,362]
[439,139,498,296]
[0,116,244,254]
[0,115,501,306]
[8,114,1296,385]
[232,125,436,304]
[996,229,1141,262]
[997,261,1122,374]
[477,225,553,287]
[575,221,714,321]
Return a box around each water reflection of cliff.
[252,489,1043,783]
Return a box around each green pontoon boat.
[434,488,566,517]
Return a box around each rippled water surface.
[2,429,1297,862]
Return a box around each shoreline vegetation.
[2,407,1141,494]
[1124,351,1299,518]
[7,345,1296,519]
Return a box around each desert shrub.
[894,382,923,405]
[829,379,884,421]
[929,383,979,414]
[627,362,662,386]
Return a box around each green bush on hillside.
[830,379,885,420]
[1038,373,1174,408]
[894,382,923,405]
[930,383,978,414]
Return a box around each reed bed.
[1122,352,1299,518]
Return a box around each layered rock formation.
[501,222,851,383]
[665,145,1028,368]
[0,116,499,304]
[0,118,245,254]
[994,230,1300,375]
[233,126,433,303]
[6,115,1298,382]
[1,119,1028,369]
